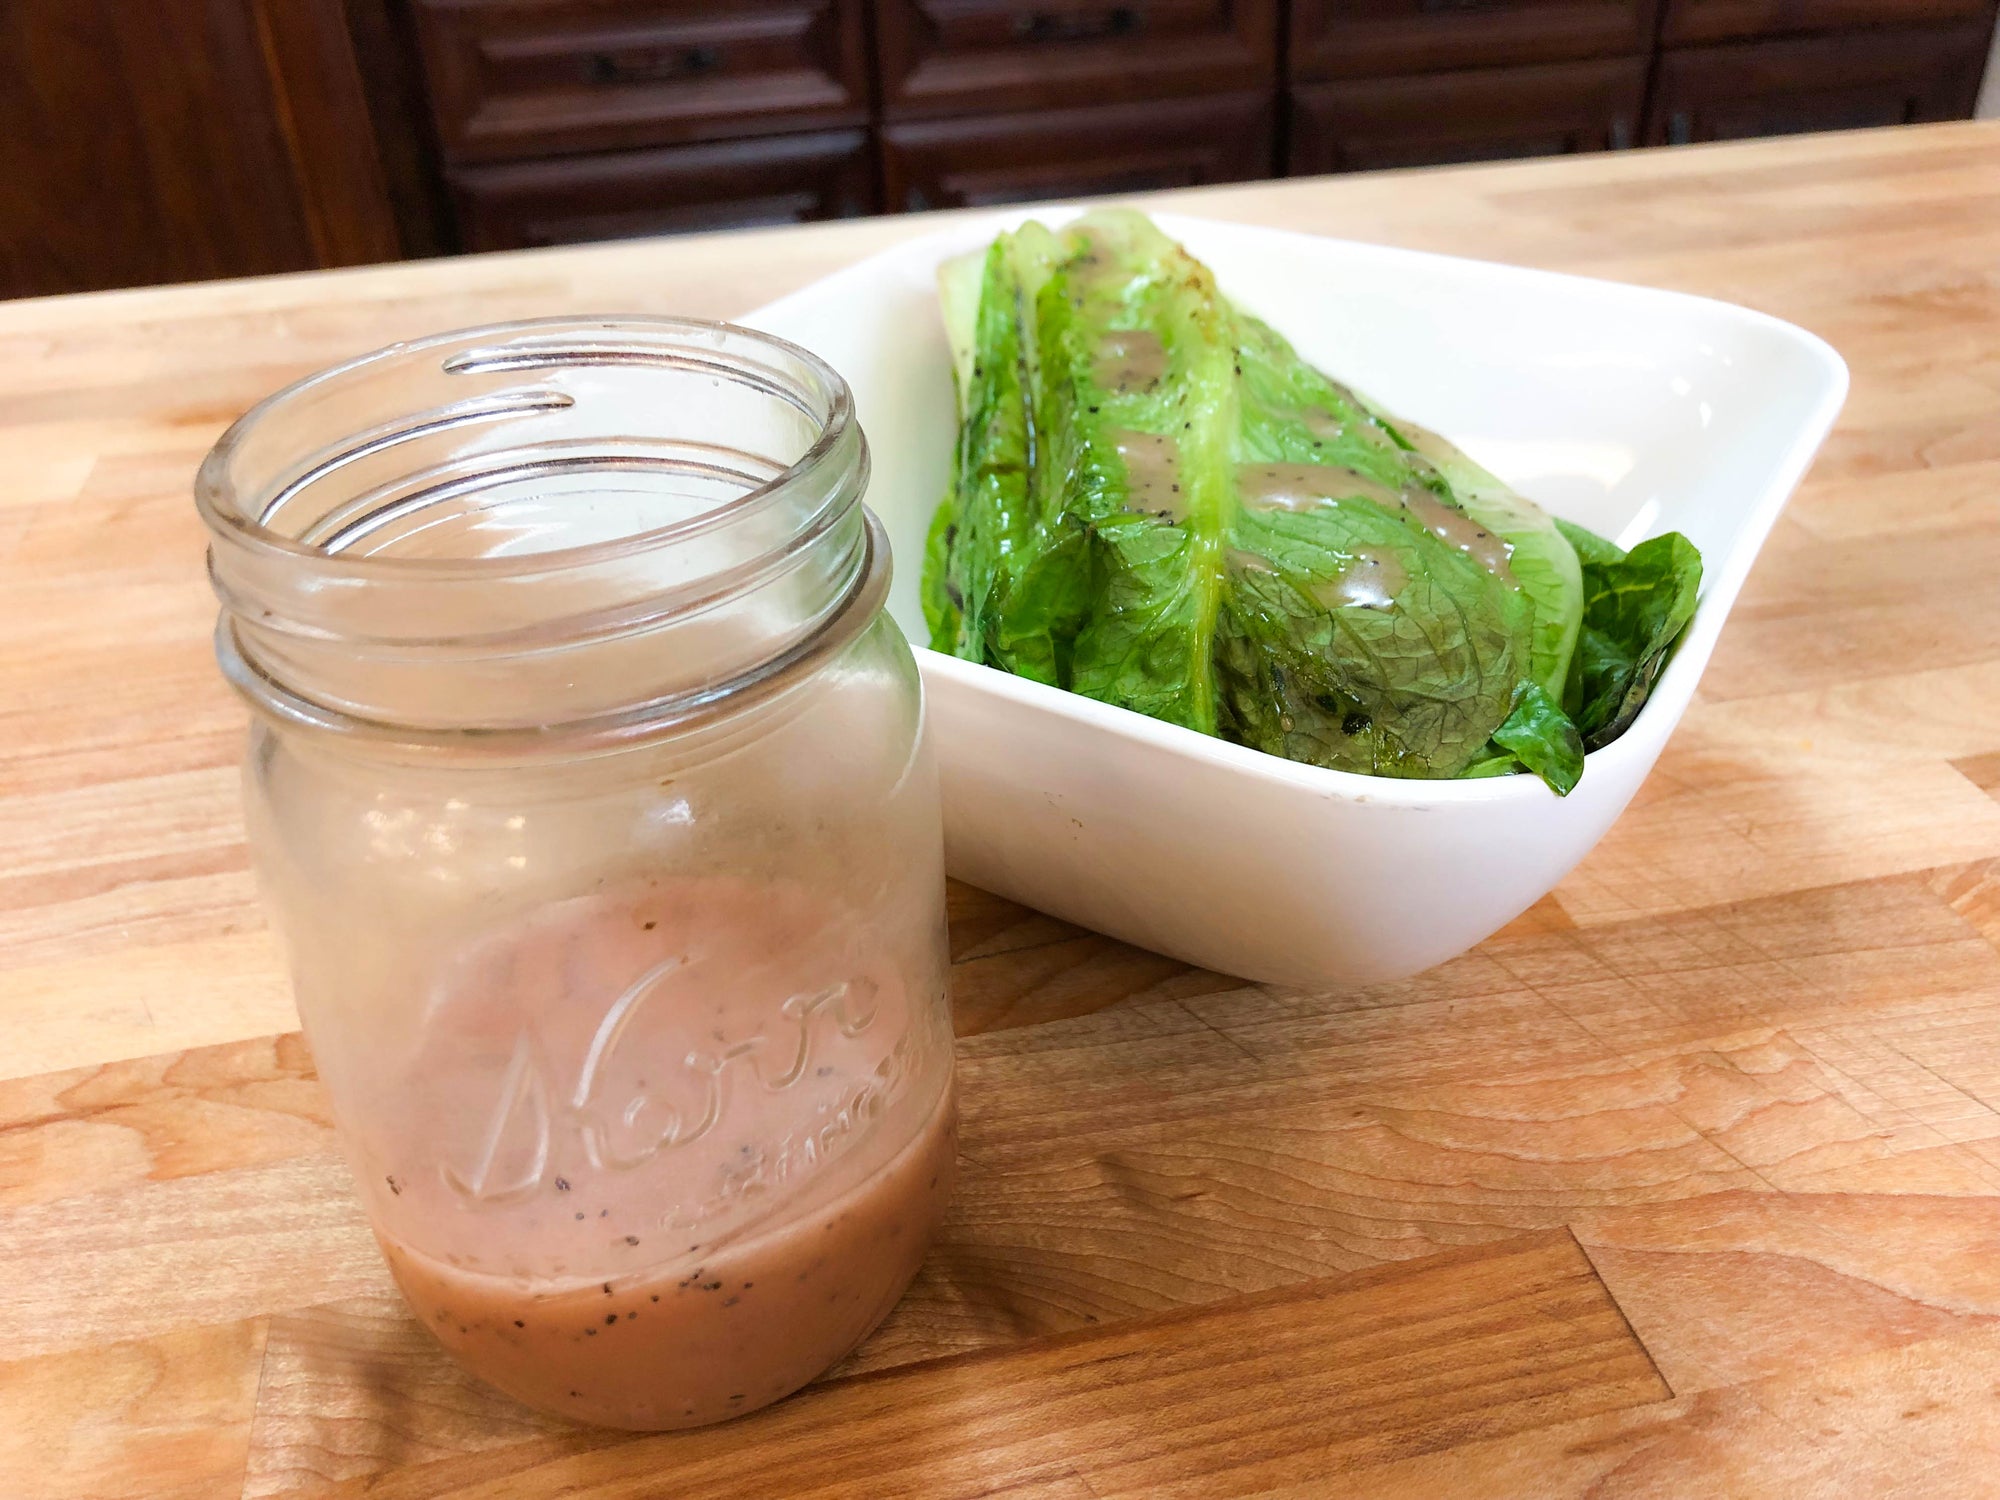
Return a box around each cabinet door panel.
[2,0,324,296]
[414,0,871,162]
[1290,0,1658,79]
[1662,0,1992,46]
[1289,58,1648,175]
[448,128,877,248]
[880,94,1275,210]
[1646,25,1990,143]
[874,0,1276,118]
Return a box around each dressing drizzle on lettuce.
[922,210,1702,794]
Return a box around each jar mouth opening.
[218,510,895,757]
[200,314,883,750]
[194,315,856,579]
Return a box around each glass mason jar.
[196,318,955,1431]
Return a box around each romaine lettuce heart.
[926,209,1701,794]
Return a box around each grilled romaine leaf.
[928,209,1700,793]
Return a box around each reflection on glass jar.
[197,319,955,1431]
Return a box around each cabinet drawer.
[1289,58,1648,173]
[446,128,877,249]
[1290,0,1658,80]
[875,0,1276,118]
[1646,24,1989,142]
[880,93,1274,210]
[1662,0,1992,46]
[413,0,870,162]
[880,93,1280,212]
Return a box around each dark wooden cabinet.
[0,0,400,300]
[874,0,1277,117]
[881,93,1276,210]
[448,128,877,247]
[1647,24,1991,141]
[1662,0,1991,43]
[414,1,877,250]
[1290,58,1649,173]
[411,0,872,161]
[1291,0,1658,78]
[5,0,1997,297]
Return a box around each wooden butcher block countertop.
[6,122,2000,1499]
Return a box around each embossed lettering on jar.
[197,319,956,1430]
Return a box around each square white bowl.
[744,209,1847,988]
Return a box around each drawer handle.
[1014,7,1143,42]
[584,45,723,86]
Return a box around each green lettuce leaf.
[938,248,984,403]
[1554,516,1627,571]
[933,239,1020,662]
[1220,311,1526,776]
[1490,681,1585,795]
[935,232,1071,677]
[1563,527,1704,749]
[1361,408,1588,793]
[921,487,961,651]
[1373,414,1582,698]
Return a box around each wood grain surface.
[5,122,2000,1497]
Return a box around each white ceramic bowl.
[744,209,1847,988]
